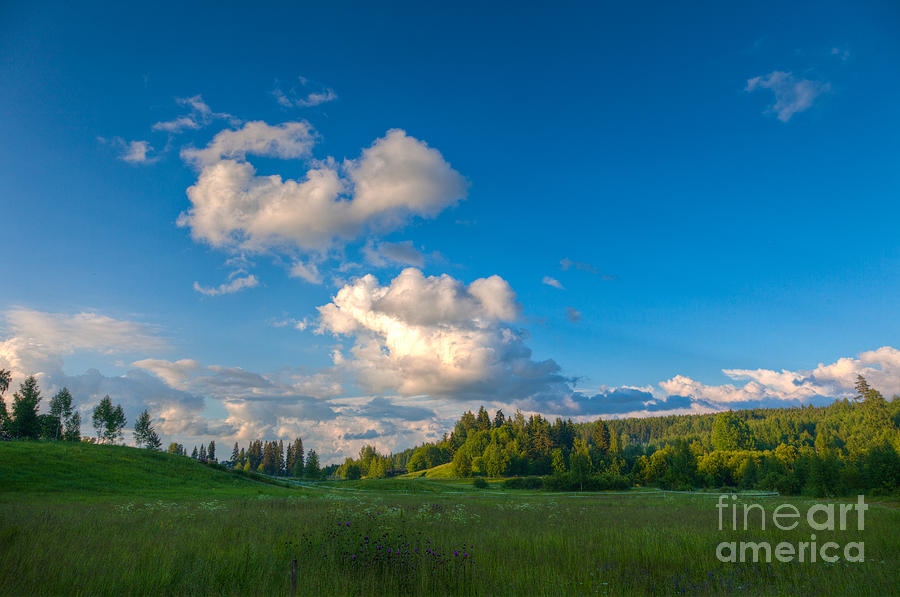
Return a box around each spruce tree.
[191,445,198,459]
[146,430,162,451]
[11,376,42,439]
[207,441,216,461]
[231,442,240,462]
[305,450,320,479]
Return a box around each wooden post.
[290,559,297,596]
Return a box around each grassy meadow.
[1,443,899,596]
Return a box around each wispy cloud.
[363,240,426,268]
[566,306,582,322]
[153,95,236,133]
[272,76,338,108]
[192,274,259,296]
[98,137,159,164]
[745,71,830,122]
[542,276,564,289]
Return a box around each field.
[1,443,899,596]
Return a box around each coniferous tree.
[231,442,240,463]
[207,441,216,461]
[191,445,198,459]
[146,430,162,451]
[11,376,42,439]
[493,409,506,428]
[291,437,304,477]
[305,450,320,479]
[199,443,207,460]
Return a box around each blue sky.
[1,1,898,461]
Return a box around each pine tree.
[305,450,320,479]
[146,430,162,451]
[231,442,240,462]
[493,409,506,428]
[199,443,207,460]
[207,441,216,461]
[476,406,491,431]
[291,437,304,477]
[11,376,42,439]
[591,419,611,454]
[191,445,199,459]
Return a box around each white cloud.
[177,125,467,254]
[363,240,426,268]
[317,268,570,400]
[745,71,830,122]
[289,260,323,284]
[272,76,338,108]
[542,276,563,289]
[152,95,235,133]
[660,346,900,408]
[192,274,259,296]
[121,140,156,164]
[180,120,316,168]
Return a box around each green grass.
[0,441,294,501]
[2,442,900,596]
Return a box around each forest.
[4,367,899,495]
[337,376,900,496]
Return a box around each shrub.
[473,477,489,489]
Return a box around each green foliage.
[472,477,489,489]
[10,376,42,439]
[711,411,755,451]
[133,409,155,448]
[92,395,126,444]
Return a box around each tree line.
[0,372,157,446]
[335,376,900,496]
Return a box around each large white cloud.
[176,124,467,256]
[659,346,900,408]
[317,268,567,400]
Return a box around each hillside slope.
[0,441,292,499]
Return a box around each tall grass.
[1,443,899,596]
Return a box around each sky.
[1,1,899,463]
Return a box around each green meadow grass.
[1,442,899,596]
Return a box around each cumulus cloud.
[363,240,426,268]
[542,276,563,289]
[176,125,467,255]
[659,346,900,409]
[317,268,570,401]
[193,274,259,296]
[745,71,830,122]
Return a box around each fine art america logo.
[715,495,867,563]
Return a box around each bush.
[473,477,489,489]
[502,476,544,490]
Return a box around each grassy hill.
[0,441,294,500]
